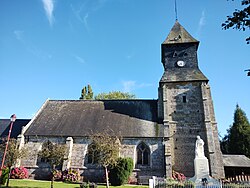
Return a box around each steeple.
[160,21,208,83]
[163,21,199,45]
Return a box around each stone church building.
[17,21,225,181]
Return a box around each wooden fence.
[225,175,250,183]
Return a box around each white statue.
[195,135,205,158]
[190,136,219,184]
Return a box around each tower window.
[183,96,187,103]
[184,52,188,57]
[173,51,178,57]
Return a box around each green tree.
[38,140,67,188]
[80,84,93,100]
[222,0,250,44]
[0,138,27,187]
[95,91,136,100]
[221,105,250,157]
[88,131,121,188]
[220,134,230,154]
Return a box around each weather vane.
[175,0,178,21]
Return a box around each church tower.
[158,21,225,178]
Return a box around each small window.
[173,51,178,57]
[184,52,188,57]
[183,96,187,103]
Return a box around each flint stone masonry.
[20,137,165,181]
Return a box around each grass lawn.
[1,179,148,188]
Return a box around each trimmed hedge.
[109,157,133,186]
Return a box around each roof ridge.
[48,99,157,102]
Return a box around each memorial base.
[189,157,219,184]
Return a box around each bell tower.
[158,21,225,178]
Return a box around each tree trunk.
[105,166,109,188]
[51,165,55,188]
[6,166,11,187]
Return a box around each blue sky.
[0,0,249,137]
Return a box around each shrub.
[109,157,133,186]
[62,168,80,183]
[52,169,62,181]
[10,166,28,179]
[165,178,194,188]
[0,166,9,185]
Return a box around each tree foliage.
[109,157,133,186]
[80,84,94,100]
[38,140,67,168]
[222,0,250,44]
[221,105,250,157]
[38,140,67,188]
[88,131,121,188]
[95,91,136,100]
[0,138,27,187]
[0,138,27,168]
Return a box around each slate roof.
[162,21,199,45]
[160,68,208,83]
[0,119,30,138]
[24,100,162,138]
[223,155,250,167]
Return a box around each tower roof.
[162,21,199,44]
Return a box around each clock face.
[177,60,185,67]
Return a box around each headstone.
[189,136,219,185]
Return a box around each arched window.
[39,140,53,163]
[87,143,98,164]
[136,142,150,165]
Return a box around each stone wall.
[20,136,66,179]
[159,81,224,178]
[20,136,165,181]
[201,83,225,178]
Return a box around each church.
[17,21,225,182]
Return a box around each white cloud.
[126,51,135,60]
[71,3,89,31]
[72,54,86,64]
[83,13,90,32]
[122,81,136,92]
[71,0,108,32]
[199,10,206,27]
[196,10,206,38]
[13,30,52,59]
[14,30,24,41]
[42,0,55,26]
[122,81,153,92]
